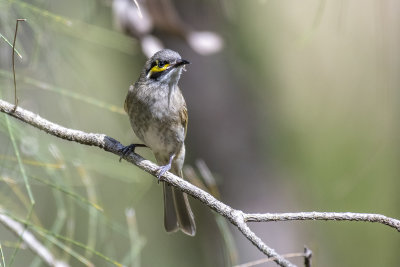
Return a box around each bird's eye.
[147,60,170,78]
[158,61,166,68]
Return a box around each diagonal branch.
[0,98,294,266]
[1,98,400,266]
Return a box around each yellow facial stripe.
[150,63,170,73]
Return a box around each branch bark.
[244,212,400,231]
[1,98,400,266]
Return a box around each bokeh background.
[0,0,399,266]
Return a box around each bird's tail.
[162,165,196,236]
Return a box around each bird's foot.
[156,154,175,183]
[119,143,147,162]
[157,164,172,183]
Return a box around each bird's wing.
[180,104,188,137]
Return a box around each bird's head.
[140,49,190,85]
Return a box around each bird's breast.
[128,85,186,155]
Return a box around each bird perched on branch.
[121,49,196,236]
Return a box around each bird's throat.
[168,83,177,108]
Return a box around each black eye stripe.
[146,59,172,79]
[147,61,157,74]
[158,60,166,67]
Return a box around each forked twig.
[233,248,311,267]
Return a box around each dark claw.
[119,144,147,162]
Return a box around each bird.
[121,49,196,236]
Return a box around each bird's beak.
[174,59,190,68]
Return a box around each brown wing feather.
[180,104,188,137]
[124,85,135,113]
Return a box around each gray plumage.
[124,49,196,236]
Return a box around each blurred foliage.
[0,1,233,266]
[0,0,197,266]
[0,0,399,267]
[231,0,400,266]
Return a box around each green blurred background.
[0,0,399,266]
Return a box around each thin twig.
[8,205,34,266]
[190,161,237,265]
[1,99,400,266]
[0,242,5,267]
[304,247,312,267]
[244,212,400,232]
[0,211,69,267]
[12,19,26,111]
[132,0,143,18]
[196,159,220,198]
[0,33,23,59]
[125,208,144,266]
[234,252,306,267]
